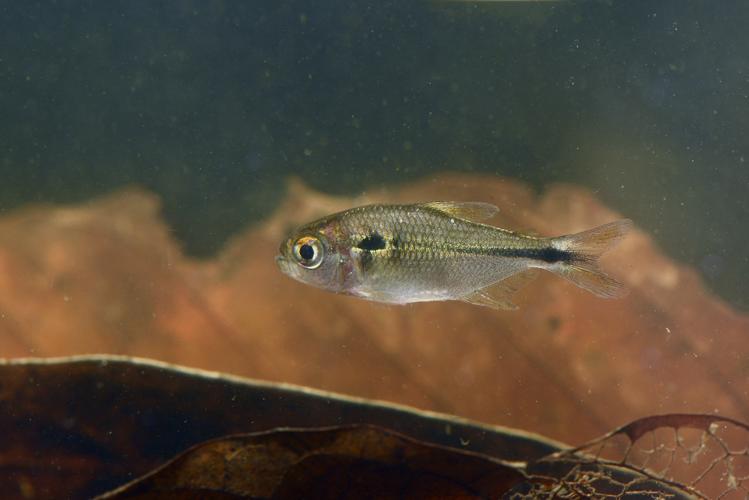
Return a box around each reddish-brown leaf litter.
[0,356,561,499]
[99,424,526,499]
[2,357,737,499]
[0,173,746,445]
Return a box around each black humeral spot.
[357,232,386,251]
[355,232,387,270]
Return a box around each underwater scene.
[1,1,748,498]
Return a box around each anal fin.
[460,269,539,310]
[462,290,519,310]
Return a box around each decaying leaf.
[3,356,748,499]
[98,425,525,499]
[0,355,560,499]
[513,413,749,499]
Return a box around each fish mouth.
[275,254,294,277]
[275,254,287,268]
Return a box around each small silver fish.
[276,202,632,309]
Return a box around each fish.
[276,202,632,309]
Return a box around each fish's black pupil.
[299,243,315,261]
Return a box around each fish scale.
[338,206,535,294]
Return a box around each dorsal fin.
[460,269,539,310]
[421,201,499,222]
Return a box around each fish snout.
[275,254,287,268]
[275,254,298,279]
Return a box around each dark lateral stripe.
[369,238,574,264]
[490,246,574,263]
[447,245,574,263]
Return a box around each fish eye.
[292,236,324,269]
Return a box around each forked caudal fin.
[549,219,633,299]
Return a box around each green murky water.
[1,0,747,308]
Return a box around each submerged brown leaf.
[2,356,747,499]
[99,425,525,499]
[0,355,559,499]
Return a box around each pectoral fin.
[460,269,539,310]
[421,201,499,222]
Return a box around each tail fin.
[550,219,633,299]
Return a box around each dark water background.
[1,0,747,309]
